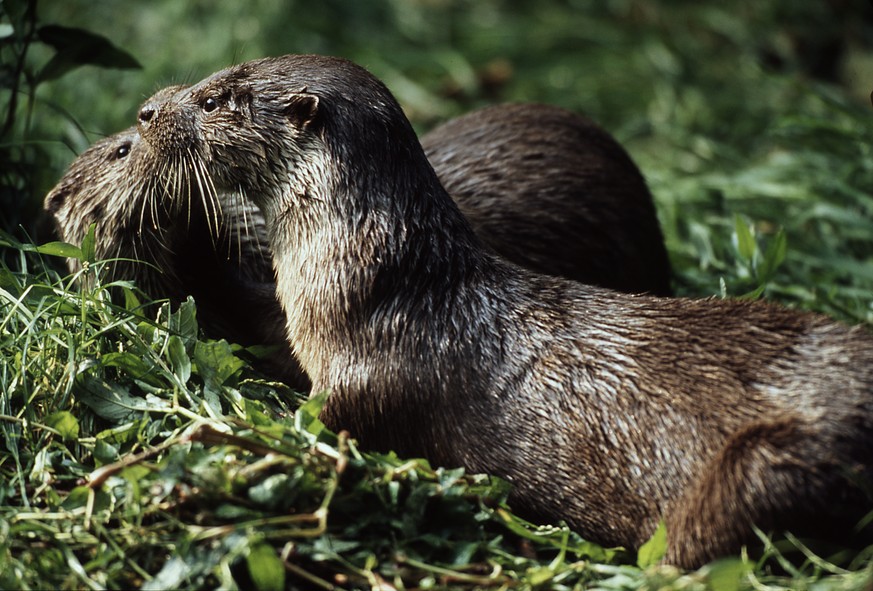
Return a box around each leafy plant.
[0,0,139,240]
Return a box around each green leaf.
[168,335,191,383]
[81,223,97,263]
[759,227,787,281]
[100,352,162,386]
[169,297,199,345]
[123,286,142,311]
[0,24,14,40]
[194,339,245,385]
[60,486,110,512]
[34,241,82,259]
[294,390,330,438]
[92,439,119,466]
[703,558,753,591]
[75,374,157,422]
[36,25,140,82]
[733,214,756,263]
[246,540,285,591]
[636,520,667,568]
[44,411,79,441]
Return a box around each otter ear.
[284,93,319,129]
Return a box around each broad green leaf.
[76,374,154,422]
[60,486,110,512]
[44,410,79,441]
[246,540,285,591]
[34,241,81,259]
[169,297,199,345]
[294,390,330,438]
[248,473,298,510]
[704,557,753,591]
[194,339,245,385]
[92,438,119,466]
[0,23,14,40]
[636,520,667,568]
[100,352,161,386]
[168,335,191,383]
[37,25,141,82]
[123,286,142,311]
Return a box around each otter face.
[43,128,158,274]
[134,55,430,229]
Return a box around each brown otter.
[45,97,671,387]
[421,103,670,295]
[44,88,300,385]
[133,54,873,568]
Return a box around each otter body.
[132,54,873,568]
[422,103,670,295]
[46,95,671,387]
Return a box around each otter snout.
[137,84,194,153]
[136,99,170,142]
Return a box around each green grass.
[3,1,873,589]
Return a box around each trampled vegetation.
[3,1,873,589]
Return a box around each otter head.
[44,83,272,296]
[43,128,141,265]
[43,128,177,292]
[135,55,439,241]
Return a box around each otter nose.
[138,104,157,129]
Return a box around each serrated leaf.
[36,25,140,82]
[636,520,667,568]
[247,540,285,591]
[44,410,79,441]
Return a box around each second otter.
[134,55,873,568]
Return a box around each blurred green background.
[5,0,873,306]
[29,1,873,181]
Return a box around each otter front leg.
[663,417,835,568]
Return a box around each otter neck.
[267,154,492,392]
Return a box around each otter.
[421,103,670,295]
[44,89,300,385]
[45,96,671,387]
[132,54,873,568]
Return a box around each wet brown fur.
[129,54,873,568]
[422,103,670,295]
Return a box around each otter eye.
[202,97,219,113]
[112,143,131,160]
